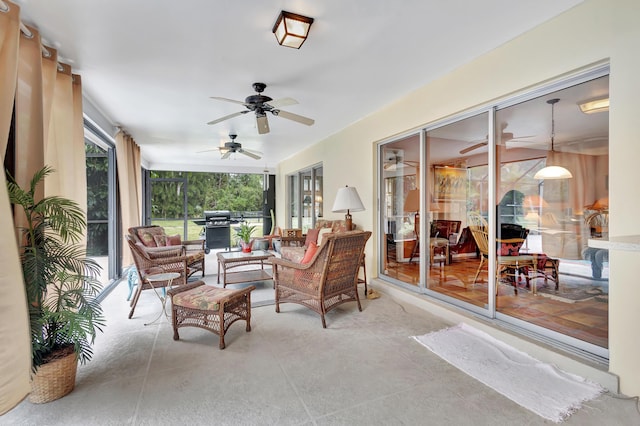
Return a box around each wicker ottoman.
[168,281,255,349]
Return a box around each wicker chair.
[271,230,371,328]
[126,235,189,319]
[128,225,206,278]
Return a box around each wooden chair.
[271,230,371,328]
[467,213,535,294]
[126,235,189,319]
[280,228,305,247]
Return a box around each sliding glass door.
[378,69,609,358]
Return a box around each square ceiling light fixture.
[578,96,609,114]
[272,11,314,49]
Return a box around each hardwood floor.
[383,256,608,349]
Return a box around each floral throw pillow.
[153,234,168,247]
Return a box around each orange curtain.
[0,1,32,414]
[116,131,142,266]
[546,150,600,215]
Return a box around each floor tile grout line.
[255,324,318,426]
[130,323,161,425]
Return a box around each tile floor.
[3,268,639,425]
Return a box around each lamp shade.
[534,165,573,180]
[522,194,549,210]
[272,11,314,49]
[332,186,365,213]
[403,189,420,213]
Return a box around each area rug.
[535,284,606,303]
[413,323,604,423]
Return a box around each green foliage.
[7,166,105,370]
[235,222,256,243]
[149,171,263,219]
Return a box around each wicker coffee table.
[217,250,275,288]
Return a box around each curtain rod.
[0,0,63,70]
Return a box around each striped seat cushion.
[173,286,239,311]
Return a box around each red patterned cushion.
[173,285,238,311]
[301,242,318,264]
[280,246,305,263]
[332,220,349,232]
[167,234,182,246]
[137,227,165,247]
[305,228,320,246]
[498,240,524,256]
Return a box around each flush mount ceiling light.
[534,98,573,180]
[578,96,609,114]
[272,11,314,49]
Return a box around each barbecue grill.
[196,211,233,252]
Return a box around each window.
[287,165,323,232]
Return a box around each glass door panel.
[495,75,609,350]
[426,112,489,310]
[380,134,420,286]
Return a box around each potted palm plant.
[7,166,105,403]
[236,222,256,253]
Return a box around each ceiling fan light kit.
[534,98,573,180]
[201,134,262,160]
[272,11,314,49]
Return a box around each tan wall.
[277,0,640,396]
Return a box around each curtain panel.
[116,131,142,266]
[0,1,32,415]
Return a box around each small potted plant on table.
[236,222,256,253]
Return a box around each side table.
[144,272,181,326]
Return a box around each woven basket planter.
[29,346,77,404]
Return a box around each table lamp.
[332,186,365,231]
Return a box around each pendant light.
[534,98,573,180]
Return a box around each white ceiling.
[13,0,584,174]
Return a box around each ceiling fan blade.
[267,97,298,108]
[239,148,262,160]
[273,109,315,126]
[207,111,247,125]
[257,115,270,134]
[196,148,221,153]
[221,150,232,159]
[459,141,487,155]
[210,97,247,106]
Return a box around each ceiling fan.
[383,151,419,170]
[207,82,315,134]
[459,125,535,155]
[199,134,262,160]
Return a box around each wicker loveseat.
[128,225,206,277]
[271,230,371,328]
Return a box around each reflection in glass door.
[379,73,609,357]
[425,113,490,311]
[380,134,420,286]
[494,76,609,353]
